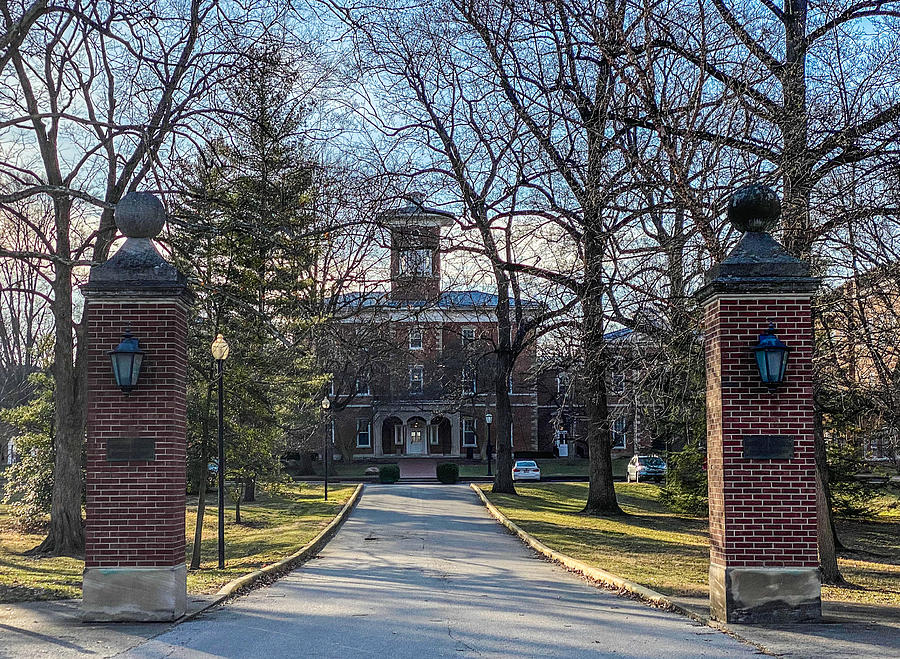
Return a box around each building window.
[428,424,440,445]
[355,375,369,395]
[611,416,627,449]
[394,424,404,445]
[611,372,625,395]
[462,367,476,394]
[557,372,570,394]
[356,419,371,448]
[409,365,424,393]
[462,327,475,346]
[462,419,477,447]
[409,327,423,350]
[399,249,432,276]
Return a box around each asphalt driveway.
[123,485,756,658]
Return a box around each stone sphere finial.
[115,192,166,239]
[728,184,781,233]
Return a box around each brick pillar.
[697,185,821,624]
[82,192,192,622]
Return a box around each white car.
[625,455,667,483]
[512,460,541,481]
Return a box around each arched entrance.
[428,416,452,455]
[406,416,427,455]
[381,416,402,455]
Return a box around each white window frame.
[557,372,570,394]
[428,424,440,445]
[399,249,432,276]
[409,327,423,350]
[462,327,476,346]
[355,375,370,395]
[393,424,404,445]
[462,419,478,447]
[409,365,424,393]
[356,419,371,448]
[462,367,476,394]
[508,374,513,394]
[611,416,627,449]
[611,372,626,395]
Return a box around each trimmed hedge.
[379,464,400,484]
[436,462,459,484]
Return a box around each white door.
[407,423,426,454]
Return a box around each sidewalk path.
[124,485,754,658]
[398,458,437,480]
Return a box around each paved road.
[124,485,755,658]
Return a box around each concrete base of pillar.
[82,565,186,622]
[710,564,821,624]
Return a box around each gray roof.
[334,290,540,311]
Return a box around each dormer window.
[399,249,432,276]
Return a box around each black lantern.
[752,322,790,389]
[108,329,144,394]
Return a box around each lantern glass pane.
[130,353,143,387]
[775,349,788,382]
[755,350,769,383]
[111,353,126,387]
[767,350,782,384]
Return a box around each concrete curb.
[214,483,364,598]
[468,484,773,656]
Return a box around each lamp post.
[321,397,331,501]
[485,413,493,476]
[210,333,229,569]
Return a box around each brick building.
[327,200,539,460]
[535,329,654,460]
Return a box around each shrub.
[436,462,459,484]
[827,443,898,518]
[659,443,708,516]
[379,464,400,483]
[1,374,58,531]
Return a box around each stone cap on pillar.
[84,192,191,300]
[696,184,820,302]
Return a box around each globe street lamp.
[752,322,790,390]
[321,397,331,501]
[485,413,493,476]
[210,333,229,569]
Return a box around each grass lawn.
[481,482,900,607]
[0,483,354,603]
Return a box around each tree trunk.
[581,220,622,516]
[234,490,241,524]
[491,274,517,495]
[190,386,212,570]
[243,476,255,502]
[190,476,208,570]
[32,197,86,556]
[814,395,846,584]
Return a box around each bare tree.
[0,0,277,555]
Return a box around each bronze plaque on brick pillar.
[742,435,794,460]
[106,437,156,462]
